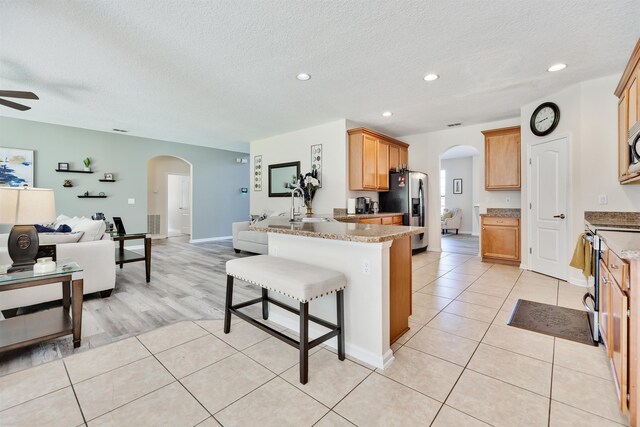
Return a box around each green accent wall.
[0,117,249,239]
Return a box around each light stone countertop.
[598,231,640,260]
[250,217,425,243]
[479,208,521,218]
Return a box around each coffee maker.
[355,197,371,214]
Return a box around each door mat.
[507,299,596,346]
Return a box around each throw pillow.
[73,218,107,242]
[442,211,453,219]
[39,231,85,245]
[35,224,72,233]
[249,213,268,224]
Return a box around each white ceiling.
[1,1,638,152]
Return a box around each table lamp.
[0,187,56,270]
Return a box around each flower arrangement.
[298,169,320,208]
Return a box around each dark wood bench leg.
[337,290,345,361]
[224,275,234,334]
[299,301,309,384]
[262,288,269,320]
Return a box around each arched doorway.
[147,156,192,239]
[439,145,480,255]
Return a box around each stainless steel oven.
[629,122,640,174]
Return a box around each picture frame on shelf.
[58,162,69,171]
[453,178,463,194]
[104,173,113,180]
[0,147,34,187]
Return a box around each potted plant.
[83,157,91,171]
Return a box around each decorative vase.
[306,206,313,217]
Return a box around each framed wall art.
[254,155,262,191]
[311,144,322,188]
[453,178,463,194]
[0,147,34,187]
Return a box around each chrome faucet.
[290,187,304,221]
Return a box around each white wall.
[441,157,474,233]
[520,74,640,284]
[402,118,521,251]
[250,120,349,214]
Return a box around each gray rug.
[507,299,596,346]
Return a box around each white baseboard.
[268,310,391,369]
[190,236,232,243]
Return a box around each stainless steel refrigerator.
[378,171,428,252]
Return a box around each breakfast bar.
[251,217,424,369]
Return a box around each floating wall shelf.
[55,169,94,174]
[98,179,116,182]
[77,195,107,198]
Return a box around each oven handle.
[583,292,595,312]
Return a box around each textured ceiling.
[1,0,638,152]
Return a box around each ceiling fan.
[0,90,39,111]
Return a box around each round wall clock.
[530,102,560,136]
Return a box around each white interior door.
[167,174,191,236]
[529,137,569,280]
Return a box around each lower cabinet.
[481,216,520,265]
[359,215,403,225]
[600,260,612,353]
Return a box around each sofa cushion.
[237,230,268,245]
[73,218,107,242]
[39,232,85,245]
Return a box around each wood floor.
[0,236,263,376]
[441,233,479,255]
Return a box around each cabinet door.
[599,260,611,354]
[629,72,638,131]
[484,129,521,190]
[619,95,629,180]
[359,217,382,224]
[481,224,519,261]
[400,147,408,168]
[362,135,378,189]
[389,144,400,172]
[610,279,629,411]
[392,215,404,225]
[377,141,389,190]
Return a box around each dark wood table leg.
[144,237,151,283]
[72,279,83,348]
[62,280,71,312]
[119,239,124,269]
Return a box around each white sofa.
[232,221,268,254]
[0,217,116,313]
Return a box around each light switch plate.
[598,195,608,205]
[128,198,135,205]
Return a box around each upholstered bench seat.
[225,255,347,384]
[226,255,347,303]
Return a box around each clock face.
[530,102,560,136]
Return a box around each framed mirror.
[268,161,300,197]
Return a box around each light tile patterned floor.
[0,251,629,426]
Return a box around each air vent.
[112,128,128,133]
[447,123,462,127]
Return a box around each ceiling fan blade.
[0,90,39,100]
[0,98,31,111]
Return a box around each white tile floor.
[0,251,629,426]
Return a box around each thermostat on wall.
[241,187,248,193]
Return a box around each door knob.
[553,214,565,219]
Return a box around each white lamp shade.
[0,187,56,225]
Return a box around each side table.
[0,262,84,352]
[112,233,151,283]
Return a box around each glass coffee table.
[0,261,84,352]
[112,233,151,283]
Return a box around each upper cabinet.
[348,128,409,191]
[615,38,640,184]
[482,126,521,190]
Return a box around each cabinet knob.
[610,264,619,270]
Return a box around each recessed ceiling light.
[112,128,128,133]
[547,63,567,72]
[296,73,311,81]
[382,111,393,117]
[423,73,439,81]
[447,122,462,127]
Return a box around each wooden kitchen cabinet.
[481,216,520,265]
[482,126,521,190]
[600,259,612,354]
[358,215,403,225]
[359,217,382,225]
[615,38,640,184]
[611,277,629,410]
[348,128,409,191]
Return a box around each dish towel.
[569,233,593,277]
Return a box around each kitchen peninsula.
[250,217,424,369]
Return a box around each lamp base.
[8,225,39,270]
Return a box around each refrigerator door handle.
[418,179,425,228]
